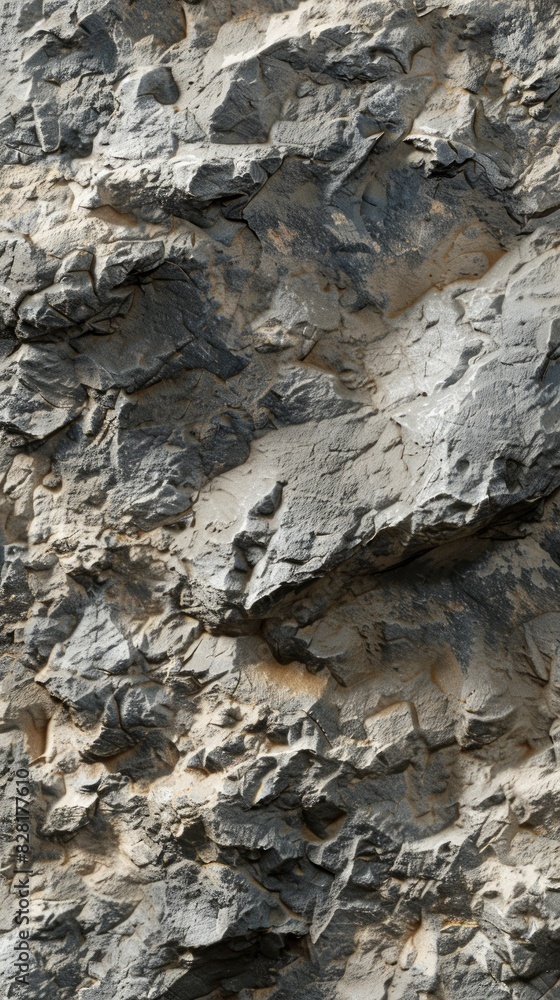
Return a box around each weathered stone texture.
[1,1,560,997]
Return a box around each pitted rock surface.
[1,2,560,998]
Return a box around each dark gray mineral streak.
[1,1,560,997]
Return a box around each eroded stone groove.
[0,1,560,998]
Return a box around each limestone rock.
[1,1,560,998]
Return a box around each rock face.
[1,1,560,997]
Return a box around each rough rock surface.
[1,1,560,997]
